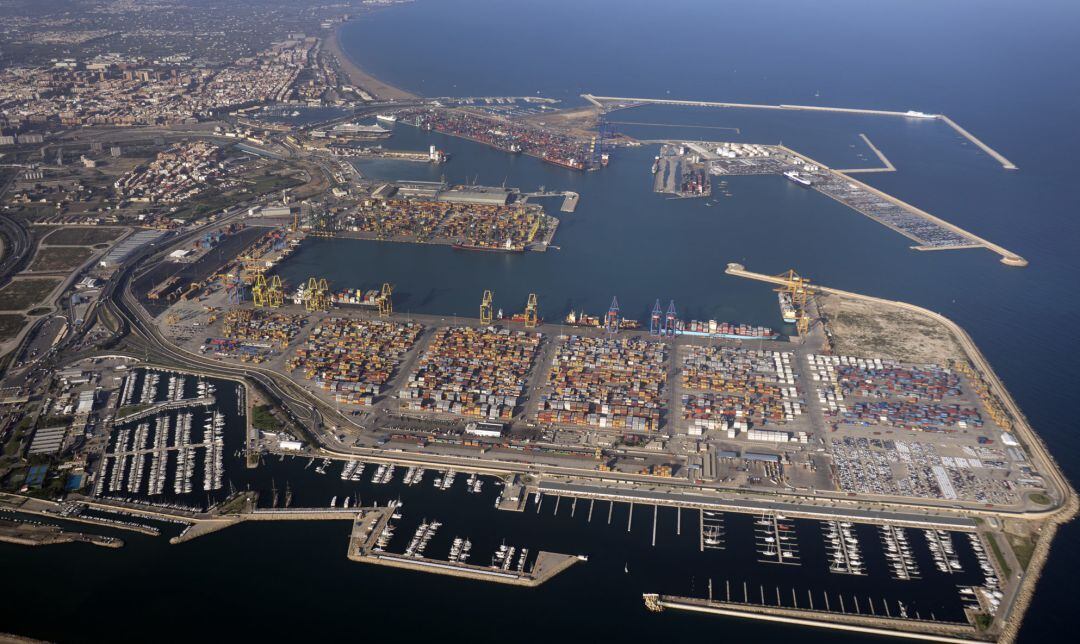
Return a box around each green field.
[0,278,60,311]
[29,246,93,272]
[43,227,125,246]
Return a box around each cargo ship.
[509,312,543,325]
[542,154,586,171]
[331,288,382,307]
[783,170,812,187]
[452,239,525,253]
[651,156,660,174]
[674,319,779,340]
[564,310,640,329]
[778,292,798,324]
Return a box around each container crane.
[605,296,620,333]
[378,282,394,317]
[524,293,539,328]
[650,299,662,336]
[480,290,494,325]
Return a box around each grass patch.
[974,613,994,631]
[115,403,152,418]
[26,307,50,316]
[3,416,34,457]
[0,278,60,311]
[987,533,1013,578]
[29,245,92,272]
[251,404,283,432]
[1029,492,1052,505]
[0,314,28,341]
[1008,533,1037,571]
[43,227,125,246]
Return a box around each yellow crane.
[480,289,494,325]
[524,293,539,328]
[378,282,393,317]
[775,269,812,336]
[267,275,285,308]
[302,277,331,312]
[252,273,269,307]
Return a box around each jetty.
[642,594,983,643]
[582,94,1018,170]
[347,506,579,586]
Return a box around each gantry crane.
[605,296,620,334]
[302,276,330,312]
[524,293,539,328]
[378,282,393,317]
[251,273,269,307]
[480,289,494,325]
[267,275,285,308]
[775,269,812,336]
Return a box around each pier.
[536,481,978,531]
[642,594,982,643]
[583,94,1018,170]
[113,395,215,424]
[347,506,580,586]
[836,134,897,173]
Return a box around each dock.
[836,133,897,174]
[582,94,1018,170]
[113,395,215,424]
[347,506,580,586]
[642,594,981,643]
[560,191,579,213]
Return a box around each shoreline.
[326,20,418,101]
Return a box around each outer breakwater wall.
[583,94,1018,170]
[644,595,985,643]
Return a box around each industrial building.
[97,230,167,268]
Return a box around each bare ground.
[818,293,964,364]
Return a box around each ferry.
[904,110,936,119]
[375,114,398,124]
[783,170,812,187]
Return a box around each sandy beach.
[326,21,417,101]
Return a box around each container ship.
[330,288,382,307]
[674,319,779,340]
[542,154,586,171]
[778,292,798,324]
[452,239,525,253]
[783,170,812,187]
[564,310,640,329]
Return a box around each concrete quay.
[347,507,579,586]
[643,594,984,643]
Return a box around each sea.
[3,0,1079,641]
